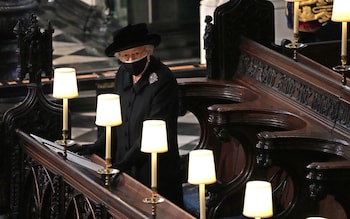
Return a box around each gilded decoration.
[286,0,333,32]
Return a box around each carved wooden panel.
[17,130,195,219]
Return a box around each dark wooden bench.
[177,0,350,218]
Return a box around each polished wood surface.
[4,0,350,218]
[177,36,350,218]
[17,129,195,219]
[179,0,350,216]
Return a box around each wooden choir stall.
[0,15,194,218]
[3,0,350,218]
[177,0,350,218]
[16,129,195,218]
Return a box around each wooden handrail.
[17,129,195,219]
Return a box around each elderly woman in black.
[73,23,183,207]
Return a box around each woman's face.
[116,46,150,63]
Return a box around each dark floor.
[71,106,200,155]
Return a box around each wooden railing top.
[17,129,195,219]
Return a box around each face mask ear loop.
[140,56,150,75]
[131,56,150,77]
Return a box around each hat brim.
[105,34,161,57]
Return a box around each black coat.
[91,56,183,206]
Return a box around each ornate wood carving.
[0,0,38,82]
[1,14,61,218]
[3,85,62,218]
[207,0,275,79]
[14,14,54,83]
[182,35,350,217]
[22,155,110,218]
[237,52,346,129]
[188,0,350,217]
[17,129,195,219]
[306,161,350,217]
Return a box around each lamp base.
[333,65,350,72]
[143,197,164,204]
[285,42,307,61]
[143,188,164,204]
[333,65,350,85]
[97,168,119,175]
[285,42,307,49]
[143,189,162,218]
[97,168,119,186]
[55,139,75,147]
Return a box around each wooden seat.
[177,0,350,217]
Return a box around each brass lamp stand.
[95,94,122,186]
[187,149,217,219]
[330,0,350,85]
[52,68,79,159]
[140,120,168,218]
[285,0,307,60]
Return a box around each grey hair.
[114,44,154,57]
[144,44,154,54]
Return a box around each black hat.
[105,23,161,57]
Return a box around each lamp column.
[52,67,79,159]
[95,94,122,186]
[285,0,306,60]
[331,0,350,85]
[188,149,217,219]
[141,120,169,218]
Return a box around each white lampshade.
[53,68,79,99]
[243,181,273,218]
[306,217,328,219]
[141,120,168,153]
[332,0,350,22]
[95,94,122,127]
[188,149,217,185]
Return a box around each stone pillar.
[0,0,37,82]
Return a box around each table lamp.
[306,217,328,219]
[188,149,217,219]
[285,0,307,60]
[140,120,168,217]
[52,67,79,158]
[243,180,273,219]
[331,0,350,85]
[95,94,122,185]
